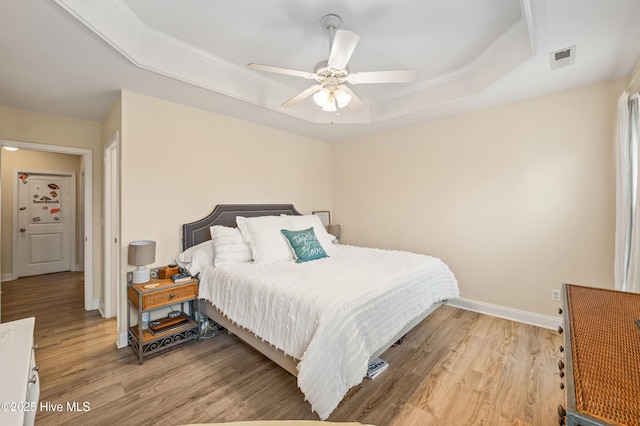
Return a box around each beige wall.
[333,78,626,317]
[1,150,82,273]
[0,106,102,301]
[117,91,332,338]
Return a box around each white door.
[16,172,75,277]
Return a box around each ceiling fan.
[248,14,416,113]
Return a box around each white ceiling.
[1,0,639,142]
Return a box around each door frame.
[13,170,77,277]
[0,139,94,311]
[103,132,120,320]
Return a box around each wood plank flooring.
[1,272,565,425]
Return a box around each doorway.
[103,133,120,321]
[0,140,94,311]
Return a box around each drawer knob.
[32,365,39,372]
[558,360,565,370]
[28,374,37,384]
[558,307,563,315]
[559,345,564,353]
[169,293,175,299]
[33,344,39,351]
[558,404,566,417]
[558,326,563,334]
[560,382,565,390]
[559,370,565,378]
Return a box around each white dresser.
[0,317,39,426]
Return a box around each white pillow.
[209,225,252,267]
[236,215,294,265]
[281,214,336,254]
[175,240,214,276]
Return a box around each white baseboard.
[117,332,128,349]
[1,273,14,282]
[447,297,561,330]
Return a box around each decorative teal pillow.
[281,228,328,263]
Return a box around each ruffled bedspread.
[198,244,459,419]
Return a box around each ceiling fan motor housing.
[314,60,349,81]
[321,14,342,31]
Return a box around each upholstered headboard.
[181,204,302,251]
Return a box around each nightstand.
[127,277,200,364]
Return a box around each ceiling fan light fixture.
[334,87,351,108]
[321,95,337,112]
[313,88,331,106]
[314,87,351,111]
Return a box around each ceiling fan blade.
[339,85,363,111]
[281,84,323,107]
[248,63,317,79]
[328,29,360,70]
[348,70,417,84]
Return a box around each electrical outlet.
[551,289,561,302]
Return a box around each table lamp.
[327,224,341,242]
[128,240,156,284]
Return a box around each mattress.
[198,244,459,419]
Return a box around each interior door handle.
[20,228,26,232]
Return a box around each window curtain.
[615,92,640,292]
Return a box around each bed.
[180,204,459,420]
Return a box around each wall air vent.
[549,45,576,70]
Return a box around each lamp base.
[132,267,150,284]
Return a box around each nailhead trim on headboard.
[181,204,301,251]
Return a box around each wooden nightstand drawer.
[127,278,199,311]
[140,282,198,310]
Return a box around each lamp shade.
[327,224,341,240]
[128,240,156,266]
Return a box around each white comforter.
[198,244,459,419]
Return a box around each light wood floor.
[2,272,565,425]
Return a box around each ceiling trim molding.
[54,0,535,125]
[371,0,535,121]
